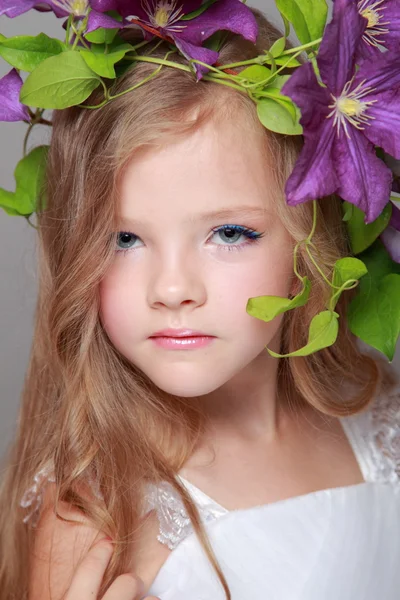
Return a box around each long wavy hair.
[0,7,398,600]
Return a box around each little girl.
[0,2,399,599]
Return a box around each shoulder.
[341,378,400,484]
[28,480,105,600]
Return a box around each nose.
[147,250,206,310]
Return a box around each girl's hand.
[64,538,161,600]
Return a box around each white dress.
[21,383,400,599]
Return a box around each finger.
[102,573,146,600]
[65,539,114,599]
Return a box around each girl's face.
[99,117,294,398]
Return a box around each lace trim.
[20,384,400,546]
[145,480,227,550]
[20,462,56,527]
[20,460,103,527]
[371,383,400,483]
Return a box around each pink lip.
[151,336,215,350]
[150,328,213,338]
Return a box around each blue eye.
[115,225,265,255]
[210,225,265,251]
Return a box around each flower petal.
[356,0,400,59]
[181,0,203,14]
[0,0,38,17]
[353,50,400,95]
[333,127,392,223]
[374,0,400,52]
[0,68,30,122]
[317,0,366,95]
[389,201,400,231]
[177,0,258,46]
[281,62,331,130]
[90,0,118,11]
[173,36,218,81]
[107,0,147,20]
[285,120,339,206]
[363,90,400,160]
[380,226,400,263]
[86,9,123,33]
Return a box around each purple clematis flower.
[0,0,121,34]
[87,0,258,80]
[281,0,400,224]
[0,68,30,122]
[357,0,400,60]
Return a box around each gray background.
[0,1,398,460]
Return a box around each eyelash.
[115,225,265,256]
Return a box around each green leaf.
[348,273,400,361]
[267,74,291,90]
[84,27,119,45]
[257,96,303,135]
[357,238,400,291]
[342,202,353,222]
[275,0,328,45]
[203,31,229,52]
[269,37,286,57]
[264,54,301,68]
[332,257,368,288]
[0,190,20,216]
[0,33,6,43]
[20,51,101,109]
[330,256,368,309]
[344,201,392,254]
[113,58,135,79]
[246,276,311,322]
[84,10,122,44]
[0,33,65,72]
[180,0,218,20]
[268,310,339,357]
[240,65,272,83]
[80,43,132,78]
[0,146,48,216]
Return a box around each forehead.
[117,116,276,225]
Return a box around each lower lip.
[150,336,215,349]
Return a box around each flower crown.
[1,0,400,362]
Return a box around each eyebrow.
[118,205,271,226]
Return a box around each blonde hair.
[0,8,397,600]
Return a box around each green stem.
[305,244,333,288]
[108,61,164,100]
[216,56,264,70]
[329,279,359,311]
[130,39,152,51]
[80,79,109,109]
[125,54,191,73]
[280,37,322,56]
[218,37,322,71]
[25,214,38,230]
[23,123,34,157]
[306,200,318,242]
[202,75,246,92]
[143,39,164,56]
[66,15,73,45]
[71,22,91,51]
[292,241,303,281]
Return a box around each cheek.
[217,236,293,316]
[98,270,139,337]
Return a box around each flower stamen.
[357,0,390,48]
[327,78,378,138]
[140,0,187,32]
[51,0,88,16]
